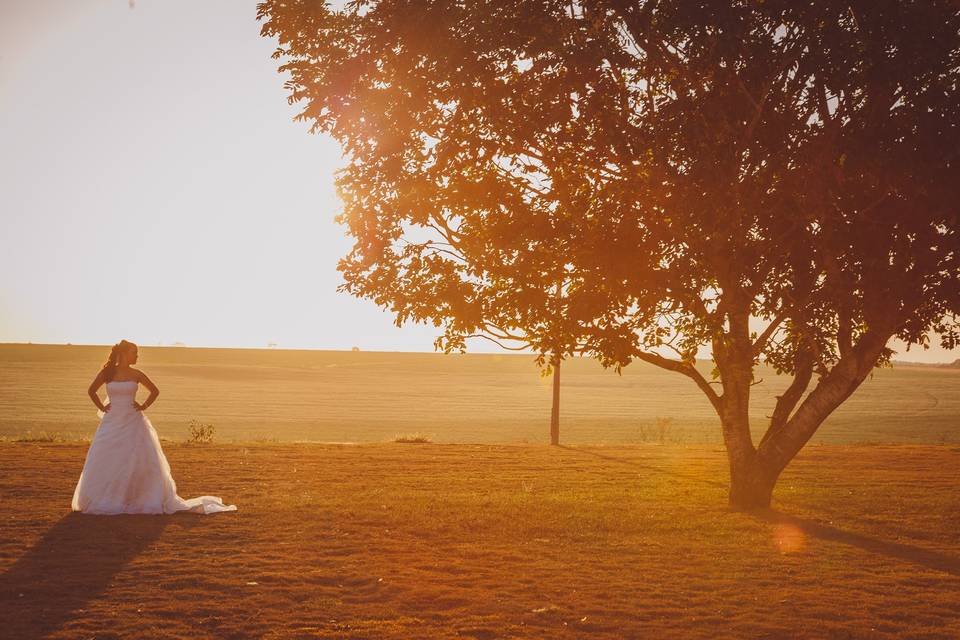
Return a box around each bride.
[72,340,237,515]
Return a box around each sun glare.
[773,522,806,553]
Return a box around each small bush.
[636,417,679,444]
[13,431,65,443]
[394,432,432,443]
[187,420,215,444]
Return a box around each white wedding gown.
[72,380,237,515]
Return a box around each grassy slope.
[0,343,957,444]
[0,442,958,639]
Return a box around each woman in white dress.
[72,340,236,515]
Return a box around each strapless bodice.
[105,380,138,413]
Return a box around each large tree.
[259,0,960,508]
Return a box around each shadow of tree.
[755,510,960,577]
[0,512,170,638]
[557,444,728,488]
[559,445,960,576]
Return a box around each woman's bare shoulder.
[132,368,157,384]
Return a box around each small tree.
[259,0,959,506]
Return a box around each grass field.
[2,344,958,638]
[0,442,958,639]
[0,343,957,444]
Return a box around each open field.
[0,442,958,639]
[0,343,957,444]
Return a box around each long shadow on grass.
[0,513,171,637]
[560,446,960,576]
[557,445,727,489]
[758,511,960,577]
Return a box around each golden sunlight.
[1,2,958,639]
[772,523,806,554]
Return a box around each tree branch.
[633,350,723,414]
[466,333,530,351]
[758,326,894,472]
[423,247,468,264]
[481,322,528,342]
[752,308,790,357]
[758,346,814,448]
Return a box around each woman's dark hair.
[101,340,136,382]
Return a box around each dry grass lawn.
[1,442,959,639]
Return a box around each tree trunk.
[550,356,560,445]
[733,329,894,509]
[727,447,778,510]
[713,304,769,509]
[720,409,779,510]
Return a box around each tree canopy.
[259,0,960,508]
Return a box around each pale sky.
[0,0,446,351]
[0,1,954,362]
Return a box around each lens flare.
[773,522,805,553]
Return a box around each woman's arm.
[134,370,159,411]
[87,370,108,412]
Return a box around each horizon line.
[1,341,956,366]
